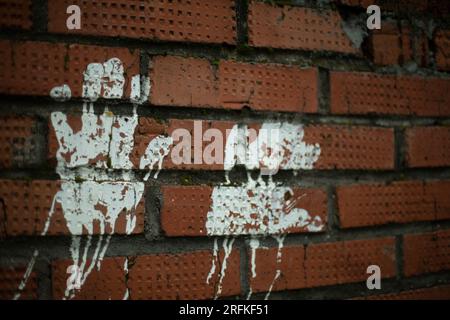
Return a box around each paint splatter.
[205,176,324,236]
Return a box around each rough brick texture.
[52,250,240,300]
[1,0,450,301]
[406,127,450,168]
[48,0,236,45]
[337,180,450,228]
[331,72,450,116]
[369,21,428,67]
[0,179,145,236]
[47,117,394,171]
[248,2,358,54]
[0,267,37,300]
[435,30,450,71]
[0,0,32,30]
[249,237,396,293]
[404,229,450,277]
[160,185,328,236]
[150,56,319,112]
[0,116,43,169]
[0,41,139,98]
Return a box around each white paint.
[140,135,173,180]
[50,84,72,102]
[214,237,235,300]
[123,258,130,300]
[205,177,324,236]
[130,75,151,104]
[249,238,260,279]
[224,122,321,175]
[13,249,39,300]
[51,106,141,174]
[54,181,144,235]
[206,238,219,285]
[264,235,286,300]
[82,58,125,101]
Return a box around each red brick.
[330,72,450,116]
[48,114,394,171]
[0,179,145,237]
[337,180,450,228]
[0,0,32,29]
[435,30,450,71]
[52,250,240,300]
[0,40,139,98]
[151,56,319,112]
[406,127,450,168]
[248,1,359,54]
[48,0,236,45]
[0,116,41,168]
[369,21,428,67]
[219,61,318,112]
[304,125,394,170]
[359,285,450,300]
[0,267,37,300]
[404,229,450,277]
[160,185,327,236]
[249,237,396,293]
[150,56,220,108]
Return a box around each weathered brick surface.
[0,0,32,29]
[150,56,319,112]
[150,56,220,108]
[160,185,327,236]
[330,72,450,116]
[248,1,359,54]
[369,21,428,67]
[0,116,43,169]
[0,179,145,236]
[404,229,450,277]
[0,267,37,300]
[337,180,450,228]
[249,237,396,293]
[52,250,240,300]
[435,30,450,72]
[406,127,450,168]
[48,0,236,45]
[303,125,394,170]
[47,117,394,171]
[0,41,140,98]
[359,285,450,300]
[218,61,318,112]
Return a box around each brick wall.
[0,0,449,300]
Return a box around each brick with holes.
[248,1,359,54]
[0,179,145,236]
[0,267,37,299]
[330,72,450,116]
[249,237,396,293]
[150,56,320,112]
[0,40,139,98]
[0,116,45,168]
[369,21,428,67]
[160,185,328,236]
[337,180,450,228]
[406,127,450,168]
[404,229,450,277]
[48,0,236,45]
[0,0,32,30]
[52,250,240,300]
[435,30,450,71]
